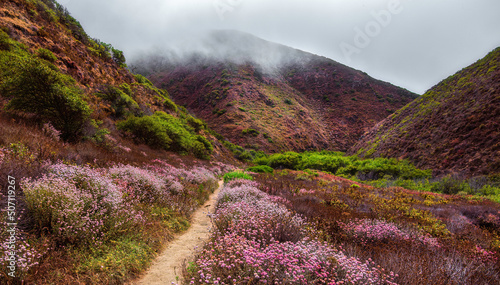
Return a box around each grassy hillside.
[351,47,500,177]
[0,0,222,161]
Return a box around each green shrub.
[265,152,302,169]
[478,185,500,196]
[246,165,274,174]
[0,57,91,141]
[117,112,213,159]
[0,29,11,51]
[37,48,57,63]
[96,85,140,118]
[187,115,205,132]
[284,98,293,105]
[242,129,260,137]
[212,108,227,116]
[256,151,432,183]
[117,115,171,149]
[191,135,213,159]
[119,83,132,95]
[223,171,253,183]
[298,153,350,173]
[163,97,179,113]
[430,176,472,195]
[134,74,153,85]
[111,47,126,67]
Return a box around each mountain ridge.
[350,47,500,176]
[132,30,418,153]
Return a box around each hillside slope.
[132,30,417,153]
[0,0,224,161]
[351,47,500,176]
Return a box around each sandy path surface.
[132,180,223,285]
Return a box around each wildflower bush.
[251,170,500,284]
[1,159,222,283]
[0,212,50,280]
[337,219,440,248]
[22,163,140,245]
[109,164,168,205]
[42,122,61,141]
[186,181,398,284]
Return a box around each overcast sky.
[62,0,500,94]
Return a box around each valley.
[0,1,499,284]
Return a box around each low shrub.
[116,112,213,159]
[187,181,398,284]
[222,141,261,162]
[133,74,153,86]
[257,151,432,181]
[241,128,259,136]
[21,164,142,245]
[223,171,253,183]
[0,29,11,51]
[36,48,57,63]
[430,175,472,194]
[246,165,274,173]
[0,57,91,141]
[186,115,205,132]
[163,97,178,112]
[96,85,140,118]
[262,151,303,169]
[116,115,172,149]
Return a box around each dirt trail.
[132,180,223,285]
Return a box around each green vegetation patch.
[255,151,431,181]
[96,84,140,118]
[246,165,274,173]
[223,171,254,183]
[0,54,91,141]
[36,48,57,63]
[117,111,213,159]
[242,128,260,137]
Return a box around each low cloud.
[64,0,500,94]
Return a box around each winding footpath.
[132,180,223,285]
